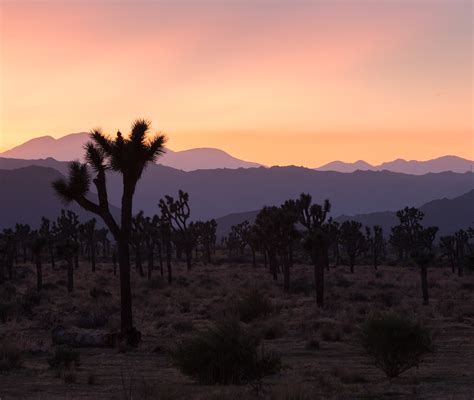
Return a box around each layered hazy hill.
[0,166,119,228]
[316,155,473,174]
[215,190,474,237]
[2,132,473,174]
[0,157,472,229]
[0,133,261,171]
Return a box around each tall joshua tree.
[52,119,166,345]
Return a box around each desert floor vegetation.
[0,256,473,399]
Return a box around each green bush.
[0,340,23,371]
[234,289,274,323]
[171,319,281,384]
[360,313,433,378]
[48,346,80,370]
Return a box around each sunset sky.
[0,1,472,167]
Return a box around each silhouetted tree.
[159,190,194,271]
[393,207,438,305]
[296,194,331,307]
[131,211,146,277]
[52,119,166,345]
[440,235,456,273]
[15,223,31,264]
[40,217,56,268]
[339,220,366,273]
[80,218,98,272]
[56,210,80,293]
[31,231,46,291]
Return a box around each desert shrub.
[172,320,194,333]
[76,309,108,329]
[0,302,16,323]
[171,319,281,384]
[179,298,191,313]
[0,284,16,301]
[89,287,112,299]
[461,282,474,290]
[175,276,189,287]
[290,278,313,295]
[42,282,58,291]
[374,292,400,308]
[20,288,41,314]
[259,318,285,340]
[48,346,80,370]
[320,324,342,342]
[147,278,166,290]
[330,366,367,384]
[87,373,97,385]
[334,275,352,288]
[234,289,274,323]
[349,292,369,302]
[360,313,433,378]
[0,340,23,371]
[62,368,77,384]
[306,338,320,350]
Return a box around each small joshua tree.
[159,190,194,270]
[339,220,366,273]
[393,207,438,305]
[56,210,80,293]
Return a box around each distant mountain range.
[215,190,474,238]
[316,155,473,175]
[0,133,261,171]
[1,132,472,174]
[0,157,472,229]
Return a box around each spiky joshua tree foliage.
[52,119,166,345]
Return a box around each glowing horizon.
[0,1,472,166]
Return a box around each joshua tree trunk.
[35,252,43,291]
[312,247,326,308]
[157,244,163,277]
[135,245,144,277]
[166,241,172,284]
[117,239,134,337]
[349,255,355,273]
[147,244,154,280]
[74,253,79,269]
[185,249,192,271]
[251,247,256,268]
[283,258,290,292]
[268,251,278,280]
[91,240,96,272]
[67,254,74,293]
[49,244,55,268]
[420,264,429,305]
[112,251,117,276]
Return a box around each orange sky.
[0,1,472,166]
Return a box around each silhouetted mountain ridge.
[0,133,261,170]
[0,158,472,230]
[215,190,474,237]
[316,155,472,174]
